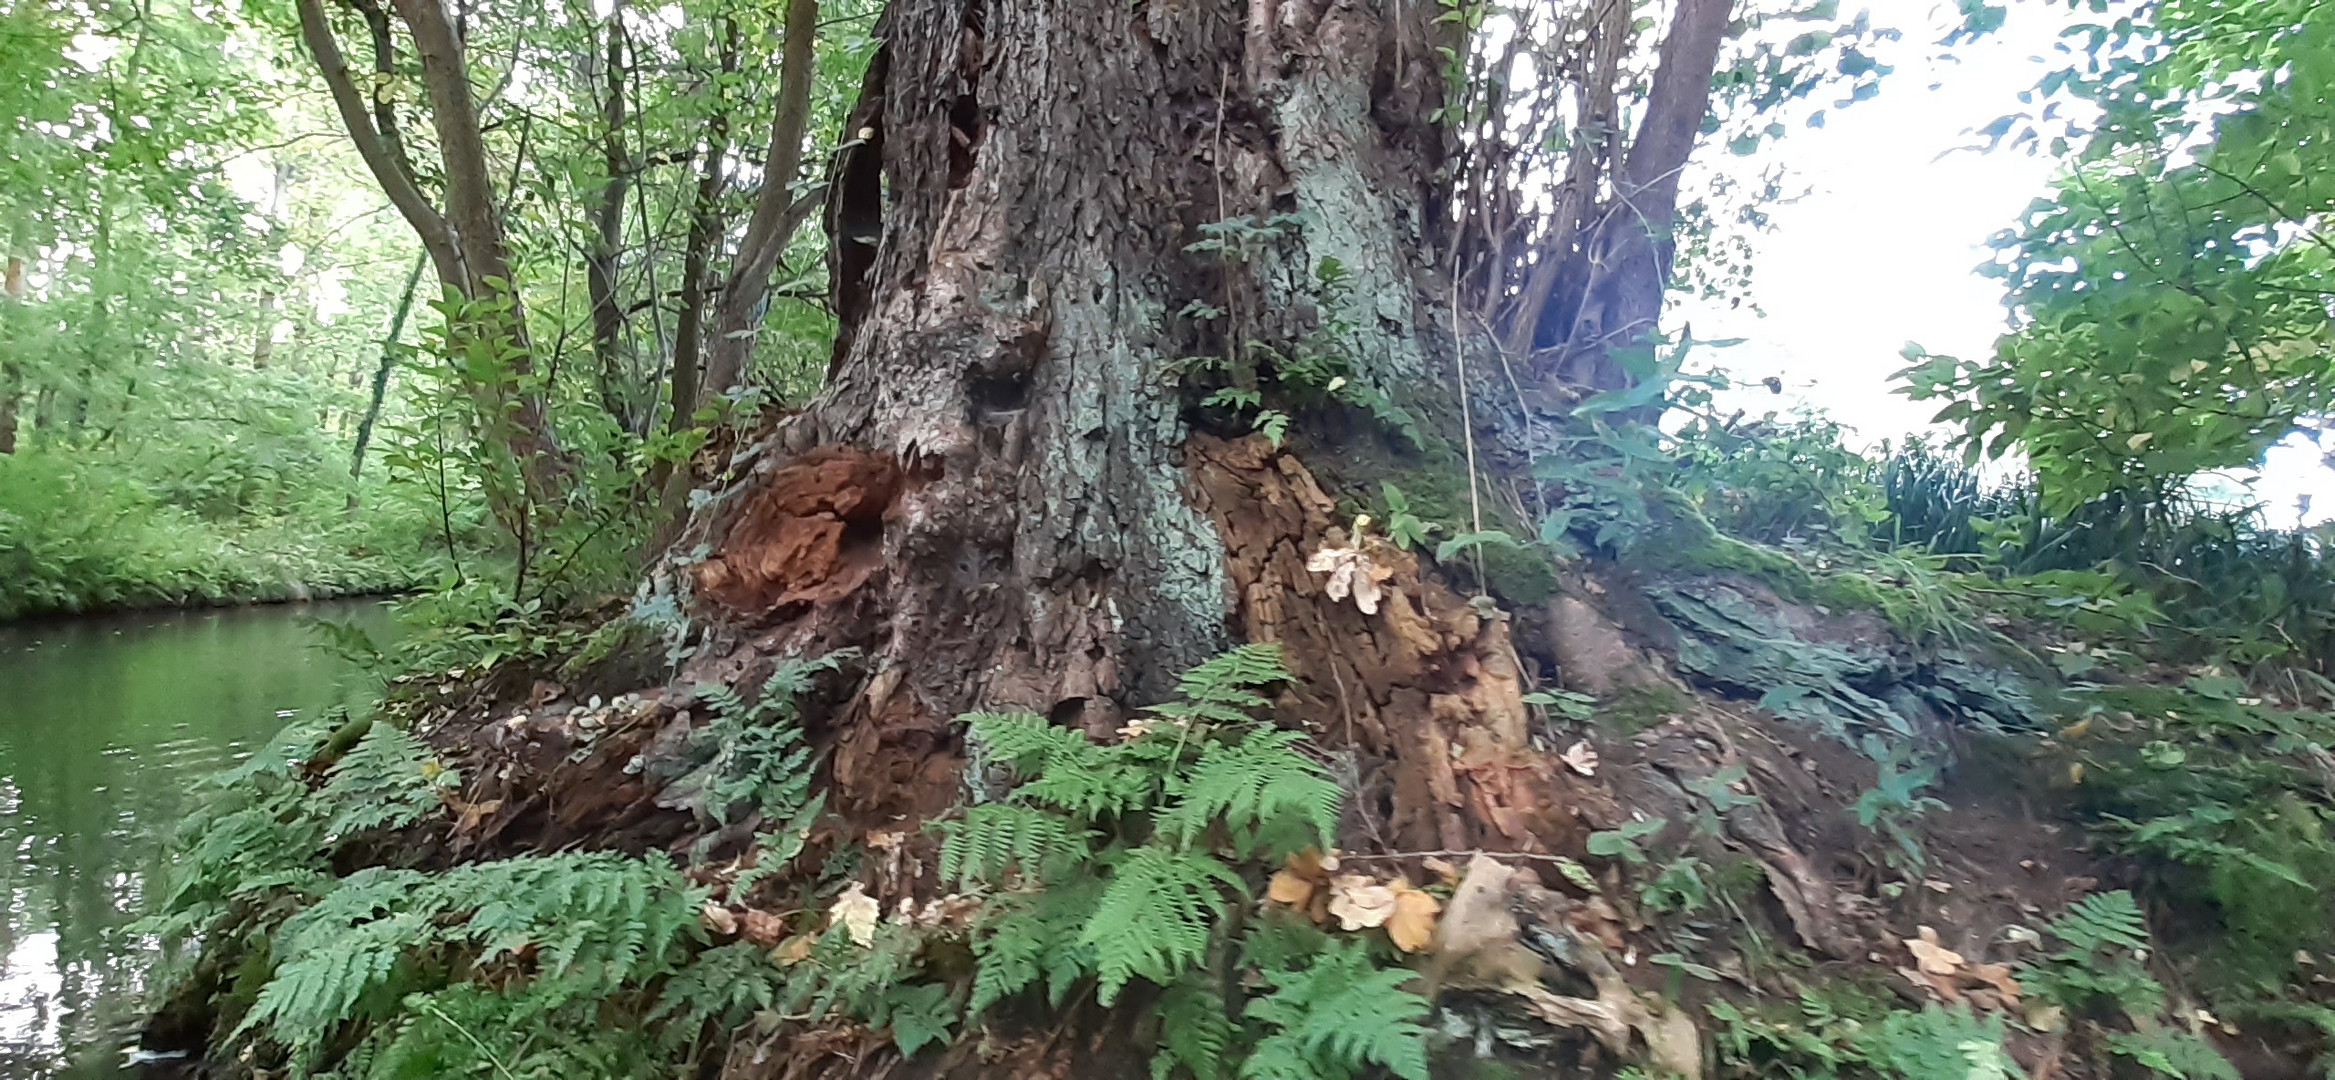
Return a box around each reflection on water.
[0,601,394,1078]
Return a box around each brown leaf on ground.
[741,908,789,947]
[1906,926,1965,975]
[700,902,739,937]
[1900,965,1964,1004]
[1967,961,2023,1005]
[771,934,815,967]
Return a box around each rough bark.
[1,255,20,454]
[351,253,427,489]
[647,0,1611,857]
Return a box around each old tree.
[148,0,1936,1072]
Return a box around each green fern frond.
[1172,643,1289,706]
[752,648,861,723]
[1081,845,1244,1004]
[969,879,1102,1016]
[965,711,1094,772]
[1239,938,1429,1080]
[1146,644,1290,727]
[1152,973,1234,1080]
[652,942,782,1045]
[319,722,452,838]
[2104,1029,2241,1080]
[940,804,1089,889]
[241,852,704,1066]
[1860,1006,2010,1080]
[696,680,750,725]
[2050,890,2151,955]
[1154,728,1340,853]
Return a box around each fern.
[2104,1029,2241,1080]
[968,879,1101,1015]
[729,793,825,898]
[238,852,704,1070]
[1862,1006,2010,1080]
[1239,937,1430,1080]
[939,803,1089,890]
[1153,973,1235,1080]
[1082,845,1245,1004]
[1154,727,1340,855]
[967,711,1158,817]
[1145,642,1288,727]
[2050,890,2151,955]
[670,649,856,832]
[320,722,454,838]
[2022,890,2166,1018]
[651,942,782,1042]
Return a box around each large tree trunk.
[663,0,1586,850]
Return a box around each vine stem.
[1450,197,1487,594]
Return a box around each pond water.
[0,601,396,1078]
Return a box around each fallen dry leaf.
[1966,961,2022,1005]
[1900,966,1964,1004]
[1561,741,1599,777]
[1905,926,1965,976]
[1422,856,1460,885]
[1385,882,1441,953]
[1307,544,1392,615]
[700,902,739,936]
[771,934,815,967]
[741,908,788,947]
[829,883,880,947]
[441,791,504,834]
[1327,874,1397,930]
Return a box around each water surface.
[0,601,394,1078]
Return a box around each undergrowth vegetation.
[148,393,2335,1080]
[150,644,1438,1080]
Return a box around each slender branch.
[297,0,462,287]
[701,0,822,402]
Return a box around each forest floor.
[140,431,2335,1080]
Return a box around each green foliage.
[1239,936,1432,1080]
[0,452,427,620]
[936,647,1429,1078]
[2019,891,2163,1020]
[319,723,457,839]
[1669,413,1890,549]
[239,851,705,1072]
[1707,992,2015,1080]
[1902,0,2335,508]
[1153,973,1236,1080]
[667,650,856,831]
[2102,1029,2242,1080]
[1588,817,1669,865]
[2057,681,2335,990]
[1177,228,1422,450]
[1852,738,1948,875]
